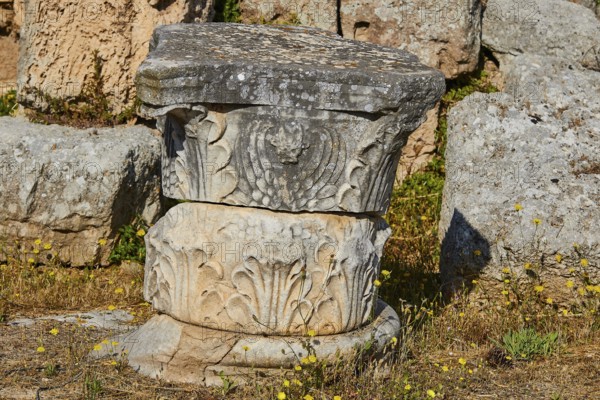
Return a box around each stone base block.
[114,300,399,386]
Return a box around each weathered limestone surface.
[238,1,483,79]
[0,1,20,84]
[0,117,161,265]
[240,0,338,31]
[396,105,439,183]
[138,23,444,214]
[340,0,482,79]
[112,301,400,386]
[145,202,390,335]
[567,0,600,16]
[17,0,214,113]
[483,0,600,70]
[439,55,600,291]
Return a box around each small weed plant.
[0,89,17,116]
[495,328,559,361]
[108,217,148,264]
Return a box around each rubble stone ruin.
[121,23,444,385]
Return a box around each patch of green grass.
[496,328,560,361]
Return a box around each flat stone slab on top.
[137,23,445,113]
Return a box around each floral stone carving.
[144,202,389,335]
[125,23,444,385]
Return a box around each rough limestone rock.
[111,301,400,386]
[240,0,338,31]
[440,55,600,291]
[0,117,161,265]
[137,23,444,214]
[566,0,600,18]
[239,0,482,79]
[340,0,482,79]
[396,105,439,183]
[144,202,389,335]
[483,0,600,70]
[0,1,20,85]
[17,0,214,113]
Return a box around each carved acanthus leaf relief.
[337,114,405,213]
[161,107,236,202]
[157,105,409,213]
[230,116,346,211]
[143,203,390,335]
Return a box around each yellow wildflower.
[334,397,342,400]
[107,305,116,311]
[566,280,574,288]
[301,357,309,365]
[307,329,316,337]
[28,258,35,264]
[308,354,317,363]
[114,287,124,294]
[98,238,107,246]
[555,254,562,263]
[36,346,45,353]
[504,279,510,284]
[242,345,250,351]
[577,287,586,296]
[381,269,391,278]
[514,203,523,211]
[468,369,473,374]
[49,328,59,336]
[111,341,119,346]
[277,392,286,400]
[524,263,532,270]
[546,298,553,304]
[283,380,290,388]
[532,218,541,225]
[505,356,512,360]
[501,290,509,295]
[33,249,40,254]
[502,267,510,274]
[390,336,398,345]
[404,384,411,391]
[459,312,465,317]
[472,279,478,284]
[43,243,52,250]
[292,379,302,386]
[303,395,314,400]
[34,239,42,245]
[442,365,449,372]
[93,344,102,351]
[580,259,589,267]
[534,285,544,293]
[110,360,118,366]
[458,357,467,365]
[373,279,382,287]
[136,229,146,237]
[427,389,436,398]
[294,365,302,371]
